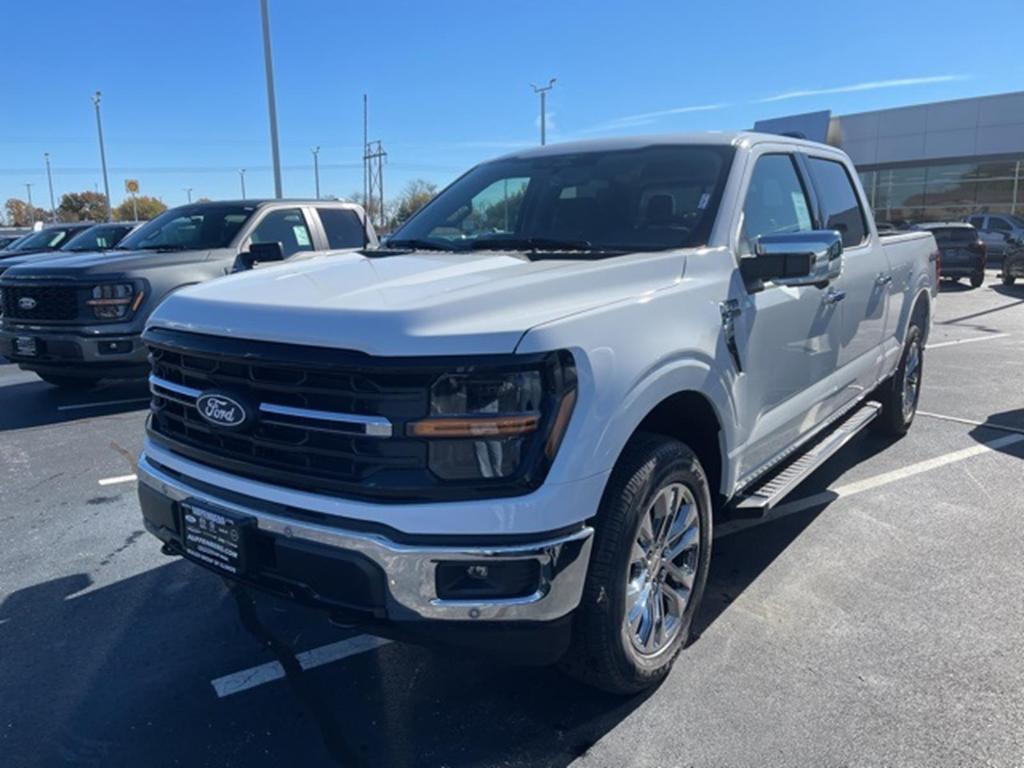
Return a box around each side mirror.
[237,241,285,270]
[741,230,843,291]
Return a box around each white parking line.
[716,431,1024,538]
[211,635,392,698]
[56,397,150,412]
[926,333,1008,350]
[98,474,138,486]
[918,411,1024,436]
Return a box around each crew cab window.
[969,216,985,229]
[250,208,314,258]
[807,157,867,248]
[989,217,1011,232]
[317,207,365,249]
[739,154,813,255]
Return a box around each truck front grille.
[145,331,436,499]
[1,284,80,321]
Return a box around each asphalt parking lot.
[1,274,1022,768]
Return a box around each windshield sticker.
[792,193,812,230]
[697,192,711,210]
[293,226,311,247]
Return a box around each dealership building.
[756,90,1024,224]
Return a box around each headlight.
[86,283,141,319]
[408,353,577,482]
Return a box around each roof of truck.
[494,131,842,161]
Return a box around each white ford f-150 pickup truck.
[136,133,937,693]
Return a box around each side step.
[728,401,882,517]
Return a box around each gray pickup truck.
[0,199,375,388]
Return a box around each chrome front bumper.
[137,453,594,622]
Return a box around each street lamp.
[530,78,556,146]
[44,153,57,222]
[184,188,193,203]
[260,0,283,198]
[92,91,112,221]
[312,146,321,200]
[239,168,247,200]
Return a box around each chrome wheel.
[901,339,922,422]
[623,483,701,658]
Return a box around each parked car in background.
[965,213,1024,258]
[916,222,987,287]
[0,222,143,277]
[0,228,30,249]
[0,200,375,388]
[1001,243,1024,286]
[0,223,95,260]
[135,133,937,694]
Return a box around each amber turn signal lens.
[545,388,577,458]
[409,413,540,438]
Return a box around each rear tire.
[970,273,984,288]
[37,374,99,390]
[1003,274,1017,286]
[871,323,924,437]
[559,432,712,695]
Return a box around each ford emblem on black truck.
[17,296,37,310]
[196,393,249,429]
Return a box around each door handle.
[875,273,893,287]
[823,288,846,305]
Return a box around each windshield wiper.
[384,238,452,251]
[469,236,596,252]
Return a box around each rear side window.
[317,208,365,249]
[807,158,867,248]
[739,154,814,255]
[989,217,1011,232]
[969,216,985,228]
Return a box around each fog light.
[435,560,541,600]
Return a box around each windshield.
[12,227,76,251]
[61,224,133,252]
[117,203,257,251]
[391,145,735,254]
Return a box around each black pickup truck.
[0,200,375,388]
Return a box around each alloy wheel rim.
[623,482,700,658]
[901,340,922,422]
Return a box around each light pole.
[92,91,112,221]
[312,146,321,200]
[44,153,57,222]
[184,188,193,203]
[260,0,283,198]
[25,183,34,225]
[530,78,556,146]
[239,168,247,200]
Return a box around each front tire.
[560,433,712,694]
[1003,274,1017,286]
[970,272,984,288]
[871,323,924,437]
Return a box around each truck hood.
[1,248,228,279]
[149,249,687,356]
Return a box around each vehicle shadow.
[938,279,975,293]
[967,409,1024,458]
[0,377,150,431]
[991,282,1024,298]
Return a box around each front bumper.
[137,452,594,624]
[0,324,147,372]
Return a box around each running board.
[728,401,882,517]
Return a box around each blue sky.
[2,0,1021,214]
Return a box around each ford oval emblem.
[195,392,249,429]
[17,296,37,310]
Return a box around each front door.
[729,151,845,481]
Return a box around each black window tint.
[739,154,814,255]
[250,208,315,258]
[807,158,867,248]
[318,208,365,249]
[989,217,1011,232]
[968,216,984,228]
[930,227,976,244]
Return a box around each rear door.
[804,154,888,404]
[315,206,369,250]
[979,215,1012,255]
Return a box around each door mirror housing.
[237,241,285,271]
[741,230,843,291]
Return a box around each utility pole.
[260,0,283,198]
[44,153,57,222]
[312,146,321,200]
[25,183,34,225]
[530,79,556,146]
[364,140,387,231]
[362,94,368,210]
[92,91,112,221]
[239,168,247,200]
[184,188,193,203]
